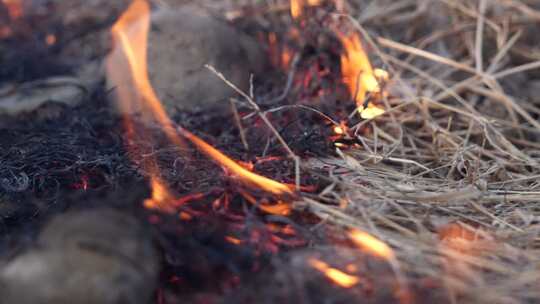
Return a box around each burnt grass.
[0,80,369,302]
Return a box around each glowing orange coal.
[309,258,360,288]
[348,229,395,260]
[2,0,22,19]
[107,0,295,212]
[339,32,388,119]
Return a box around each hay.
[204,0,540,301]
[284,1,540,302]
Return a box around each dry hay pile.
[204,0,540,302]
[292,0,540,303]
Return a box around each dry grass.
[294,1,540,303]
[194,0,540,302]
[202,1,540,303]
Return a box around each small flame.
[179,129,294,196]
[290,0,302,19]
[339,33,387,119]
[143,176,176,213]
[348,229,395,260]
[291,0,322,19]
[108,0,294,212]
[239,190,292,216]
[309,258,360,288]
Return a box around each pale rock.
[0,208,160,304]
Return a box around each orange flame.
[309,258,360,288]
[107,0,184,148]
[348,229,395,260]
[180,129,294,196]
[239,190,292,216]
[107,0,294,212]
[339,33,388,119]
[290,0,322,19]
[143,176,176,213]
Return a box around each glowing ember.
[225,236,243,245]
[2,0,22,19]
[309,258,360,288]
[108,0,294,212]
[348,229,395,260]
[338,32,387,119]
[45,34,56,45]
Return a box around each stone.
[108,4,266,115]
[0,77,86,116]
[0,208,160,304]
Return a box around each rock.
[108,4,266,115]
[0,77,86,116]
[0,208,160,304]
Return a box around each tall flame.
[108,0,183,148]
[107,0,294,212]
[339,33,388,119]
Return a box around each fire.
[108,0,294,212]
[239,190,291,216]
[309,258,360,288]
[290,0,322,19]
[225,236,243,245]
[179,129,294,196]
[339,33,388,119]
[143,176,176,213]
[348,229,395,260]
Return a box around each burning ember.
[309,258,360,288]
